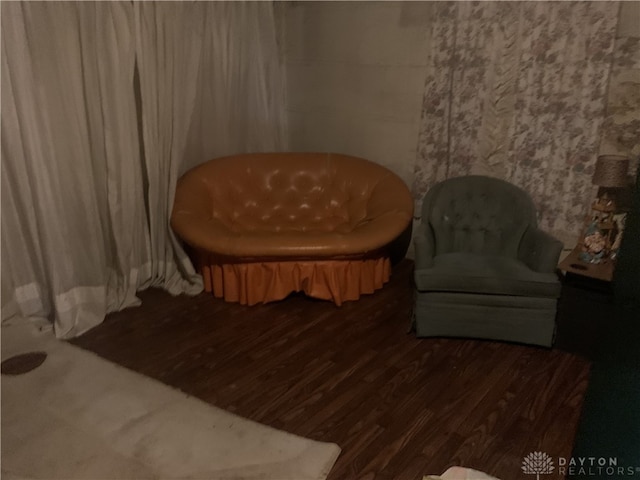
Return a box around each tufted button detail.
[196,156,398,234]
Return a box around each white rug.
[1,323,341,480]
[424,466,500,479]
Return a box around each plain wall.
[280,1,433,189]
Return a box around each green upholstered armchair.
[413,176,563,347]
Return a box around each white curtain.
[133,2,207,296]
[1,1,287,338]
[182,1,288,172]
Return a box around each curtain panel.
[2,1,147,338]
[413,2,620,245]
[1,1,287,338]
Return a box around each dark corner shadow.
[569,170,640,479]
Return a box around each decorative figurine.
[609,213,627,261]
[579,222,607,264]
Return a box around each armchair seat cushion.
[415,252,561,298]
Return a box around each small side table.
[559,247,615,283]
[556,246,616,357]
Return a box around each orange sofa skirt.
[199,257,391,306]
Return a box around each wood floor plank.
[71,259,592,480]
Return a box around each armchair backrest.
[421,176,537,258]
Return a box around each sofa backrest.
[176,152,407,233]
[421,176,537,258]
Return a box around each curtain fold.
[2,1,148,338]
[1,1,287,337]
[413,2,619,245]
[133,1,205,295]
[182,1,288,172]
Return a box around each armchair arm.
[518,226,563,273]
[414,222,436,269]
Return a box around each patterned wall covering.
[599,33,640,171]
[413,2,620,245]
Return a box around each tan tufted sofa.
[171,152,414,305]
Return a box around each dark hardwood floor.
[71,260,592,480]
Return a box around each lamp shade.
[592,155,630,187]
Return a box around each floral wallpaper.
[599,32,640,176]
[413,1,620,244]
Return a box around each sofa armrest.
[414,222,436,269]
[518,227,563,273]
[365,174,414,220]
